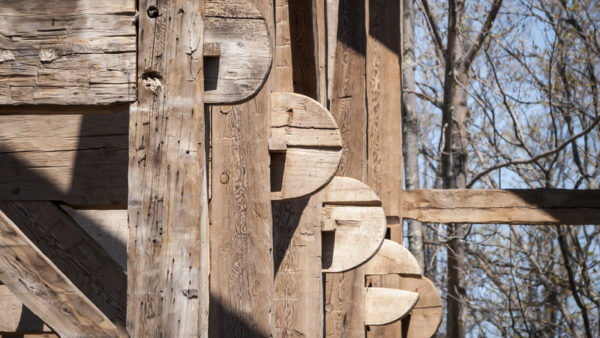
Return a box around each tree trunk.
[442,1,468,337]
[402,0,425,271]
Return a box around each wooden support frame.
[127,0,209,336]
[0,202,126,337]
[402,189,600,225]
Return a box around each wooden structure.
[0,0,598,337]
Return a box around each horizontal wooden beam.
[0,0,137,105]
[402,189,600,225]
[0,202,126,337]
[0,111,128,206]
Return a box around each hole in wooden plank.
[321,231,336,269]
[270,152,286,194]
[204,56,220,91]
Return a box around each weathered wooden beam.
[324,0,368,335]
[270,92,342,200]
[204,0,272,104]
[400,277,443,338]
[128,0,209,336]
[0,285,55,335]
[208,0,274,336]
[0,0,137,105]
[402,189,600,225]
[0,110,128,206]
[0,202,125,337]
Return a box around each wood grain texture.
[273,196,323,337]
[271,92,342,200]
[402,189,600,225]
[400,277,442,338]
[208,0,274,336]
[326,0,340,105]
[364,288,418,326]
[364,239,422,276]
[204,0,272,104]
[364,274,401,337]
[325,0,368,335]
[0,201,127,335]
[61,207,127,270]
[366,0,402,228]
[322,177,387,273]
[0,110,128,206]
[128,0,208,336]
[0,203,123,337]
[0,0,136,105]
[0,285,54,334]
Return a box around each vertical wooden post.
[208,0,274,336]
[324,0,368,336]
[128,0,209,336]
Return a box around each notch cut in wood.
[270,92,342,201]
[321,177,386,272]
[204,0,272,104]
[0,202,125,337]
[364,288,419,326]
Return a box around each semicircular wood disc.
[321,177,386,272]
[270,92,342,201]
[364,239,422,276]
[364,288,419,326]
[204,0,272,104]
[401,277,443,338]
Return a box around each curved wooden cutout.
[270,92,342,200]
[364,239,422,276]
[204,0,272,104]
[365,288,419,326]
[401,277,443,338]
[321,177,386,272]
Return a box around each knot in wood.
[219,172,229,184]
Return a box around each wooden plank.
[322,177,387,273]
[325,0,368,335]
[364,239,421,276]
[0,109,128,206]
[0,285,54,335]
[270,92,342,200]
[0,0,136,105]
[400,277,442,338]
[208,0,274,336]
[204,0,272,104]
[271,2,325,336]
[128,0,208,336]
[364,288,419,326]
[402,189,600,225]
[273,196,323,337]
[0,203,123,337]
[366,0,403,229]
[61,207,127,270]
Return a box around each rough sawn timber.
[400,277,443,338]
[271,2,325,336]
[402,189,600,225]
[0,284,55,335]
[0,0,136,105]
[321,177,387,273]
[364,288,419,326]
[270,92,342,200]
[204,0,272,104]
[324,0,368,335]
[128,0,208,336]
[0,202,125,337]
[208,0,274,336]
[0,109,128,206]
